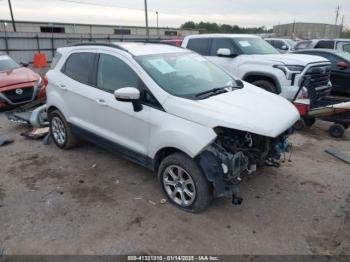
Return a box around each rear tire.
[158,152,213,213]
[294,119,306,131]
[304,118,316,127]
[252,80,278,94]
[329,124,345,138]
[49,110,78,149]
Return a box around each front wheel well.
[153,147,189,171]
[243,74,280,93]
[47,106,59,118]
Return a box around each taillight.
[43,75,48,87]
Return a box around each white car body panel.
[163,82,299,138]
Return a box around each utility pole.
[144,0,149,39]
[8,0,16,32]
[156,11,159,37]
[335,4,340,25]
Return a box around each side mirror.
[114,87,142,112]
[20,61,29,67]
[281,45,288,51]
[337,61,348,70]
[217,48,236,57]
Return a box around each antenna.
[335,5,340,25]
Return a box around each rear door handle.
[95,98,107,106]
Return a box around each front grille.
[301,64,332,104]
[2,87,34,104]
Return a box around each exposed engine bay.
[197,127,292,199]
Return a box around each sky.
[0,0,349,29]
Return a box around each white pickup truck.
[182,34,332,102]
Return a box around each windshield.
[136,52,239,99]
[233,37,279,55]
[0,56,20,71]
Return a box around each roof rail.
[67,42,129,53]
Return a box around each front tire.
[49,110,78,149]
[158,153,213,213]
[252,80,278,94]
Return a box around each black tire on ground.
[158,152,213,213]
[49,110,78,149]
[304,118,316,127]
[328,124,345,138]
[251,80,278,94]
[293,119,306,131]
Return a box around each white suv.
[46,42,299,212]
[182,34,332,103]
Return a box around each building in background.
[0,20,198,37]
[273,22,343,39]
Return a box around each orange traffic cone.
[33,53,48,68]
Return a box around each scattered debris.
[160,198,167,204]
[134,197,142,200]
[21,127,49,140]
[148,200,156,206]
[78,180,85,184]
[325,148,350,164]
[111,177,120,184]
[0,137,14,147]
[91,164,97,168]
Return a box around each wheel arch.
[242,72,281,94]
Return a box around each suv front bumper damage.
[196,128,291,199]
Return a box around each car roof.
[58,42,189,57]
[294,48,338,53]
[185,34,259,39]
[116,42,188,56]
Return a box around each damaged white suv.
[46,42,299,212]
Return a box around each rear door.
[58,50,98,131]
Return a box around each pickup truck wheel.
[158,153,213,213]
[304,118,316,127]
[251,80,277,94]
[49,110,78,149]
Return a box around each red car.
[0,54,46,111]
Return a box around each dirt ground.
[0,113,349,255]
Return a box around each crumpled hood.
[250,53,329,66]
[0,67,39,88]
[164,82,300,138]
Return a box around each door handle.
[58,84,67,91]
[95,99,107,106]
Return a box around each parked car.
[182,34,332,101]
[160,39,183,47]
[293,49,350,95]
[292,39,350,53]
[265,38,296,53]
[46,42,299,212]
[0,53,46,110]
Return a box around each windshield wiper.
[195,87,228,98]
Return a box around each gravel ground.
[0,113,349,255]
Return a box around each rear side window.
[97,54,140,93]
[62,52,95,85]
[315,40,335,49]
[294,41,311,50]
[186,38,210,56]
[210,38,237,56]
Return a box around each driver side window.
[97,54,140,93]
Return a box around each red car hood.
[0,67,39,88]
